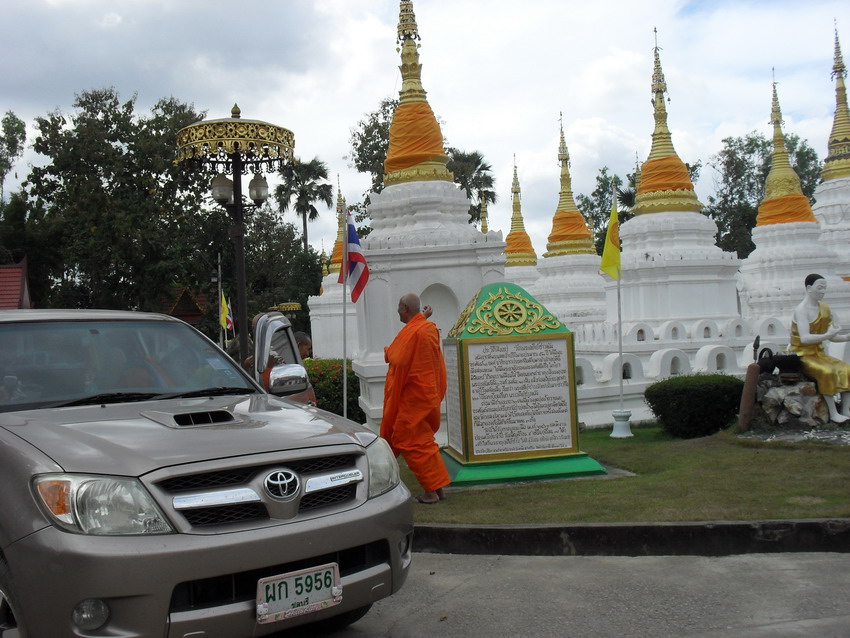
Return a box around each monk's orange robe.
[380,313,450,492]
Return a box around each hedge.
[304,358,366,424]
[644,373,744,439]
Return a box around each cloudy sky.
[4,0,848,256]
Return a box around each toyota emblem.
[264,469,300,500]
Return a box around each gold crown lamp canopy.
[176,104,295,364]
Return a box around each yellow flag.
[599,196,620,279]
[220,292,230,330]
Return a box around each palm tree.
[446,148,497,225]
[274,157,334,252]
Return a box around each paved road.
[304,552,850,638]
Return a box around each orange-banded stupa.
[504,160,538,267]
[739,76,850,324]
[813,28,850,281]
[544,122,595,257]
[533,121,607,327]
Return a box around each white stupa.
[352,0,505,430]
[533,121,607,331]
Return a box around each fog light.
[72,598,109,631]
[399,532,412,556]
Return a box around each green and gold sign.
[442,283,604,484]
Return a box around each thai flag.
[338,210,369,302]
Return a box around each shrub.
[644,374,744,439]
[304,358,366,424]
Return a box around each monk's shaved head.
[400,293,420,312]
[397,293,421,324]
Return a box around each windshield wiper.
[154,387,256,400]
[50,392,160,408]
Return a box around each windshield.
[0,319,256,412]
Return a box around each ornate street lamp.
[176,105,294,364]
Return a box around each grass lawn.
[401,426,850,525]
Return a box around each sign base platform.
[443,450,606,486]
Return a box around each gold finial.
[397,0,420,42]
[647,34,675,160]
[328,181,345,274]
[545,119,594,257]
[505,159,537,266]
[823,25,850,181]
[231,104,241,119]
[480,199,489,233]
[762,79,803,201]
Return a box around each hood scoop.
[142,409,239,429]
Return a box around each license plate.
[256,563,342,624]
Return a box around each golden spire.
[632,30,703,214]
[480,199,489,233]
[328,179,344,274]
[823,26,850,181]
[504,157,538,266]
[544,116,594,257]
[756,80,817,225]
[383,0,453,187]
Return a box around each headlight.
[33,474,173,535]
[365,437,400,499]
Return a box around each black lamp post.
[176,105,294,364]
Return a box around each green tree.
[446,148,497,224]
[576,167,633,254]
[0,111,26,204]
[703,131,820,258]
[274,157,334,253]
[23,88,218,309]
[244,205,323,334]
[347,97,398,195]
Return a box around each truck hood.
[0,394,374,477]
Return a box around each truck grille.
[154,453,362,528]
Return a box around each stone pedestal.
[751,375,830,429]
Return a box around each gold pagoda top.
[755,81,817,226]
[383,0,453,187]
[632,33,703,214]
[328,181,344,275]
[823,28,850,182]
[480,199,489,233]
[544,118,595,257]
[504,159,538,267]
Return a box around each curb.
[412,518,850,557]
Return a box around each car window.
[0,320,254,412]
[269,327,299,366]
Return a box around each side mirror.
[268,363,310,397]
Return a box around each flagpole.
[617,266,623,411]
[341,211,349,421]
[217,252,223,348]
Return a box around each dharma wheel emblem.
[494,300,527,327]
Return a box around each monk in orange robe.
[381,293,450,504]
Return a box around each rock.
[754,376,829,430]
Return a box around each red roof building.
[0,258,31,309]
